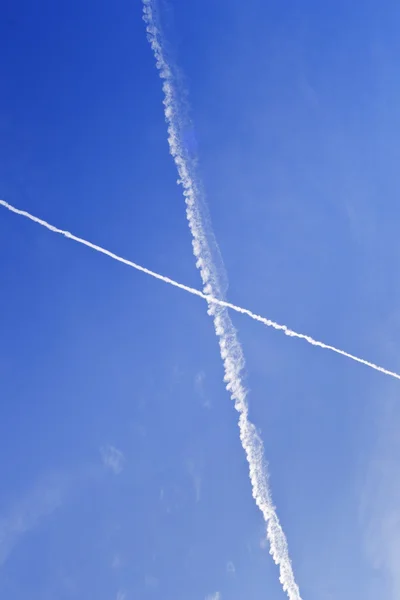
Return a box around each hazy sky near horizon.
[1,1,400,599]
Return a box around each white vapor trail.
[1,199,399,384]
[1,10,398,598]
[140,1,399,595]
[1,189,400,599]
[1,197,400,593]
[141,2,302,597]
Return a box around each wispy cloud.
[186,459,202,503]
[205,593,221,600]
[0,472,66,566]
[0,449,125,569]
[195,371,211,408]
[361,389,400,599]
[194,371,205,393]
[101,445,125,475]
[226,561,235,575]
[1,198,399,383]
[112,553,124,569]
[145,575,158,589]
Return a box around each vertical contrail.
[142,2,302,598]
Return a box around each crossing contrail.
[141,2,299,596]
[1,199,399,384]
[1,198,400,599]
[142,0,389,596]
[142,1,400,596]
[2,196,400,597]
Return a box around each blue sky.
[1,0,400,598]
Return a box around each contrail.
[147,3,287,600]
[1,191,400,598]
[142,3,302,597]
[1,198,399,385]
[1,198,400,594]
[1,11,398,600]
[140,1,399,596]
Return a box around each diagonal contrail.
[143,0,393,595]
[142,1,301,596]
[1,199,400,596]
[1,198,399,385]
[140,0,396,596]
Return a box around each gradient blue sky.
[1,1,400,599]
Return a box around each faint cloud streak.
[361,384,400,600]
[186,459,202,503]
[101,445,125,475]
[226,561,236,575]
[195,370,211,408]
[0,472,67,566]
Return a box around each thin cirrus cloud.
[0,451,123,568]
[361,388,400,600]
[195,371,212,409]
[226,561,235,575]
[100,444,125,475]
[0,472,67,566]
